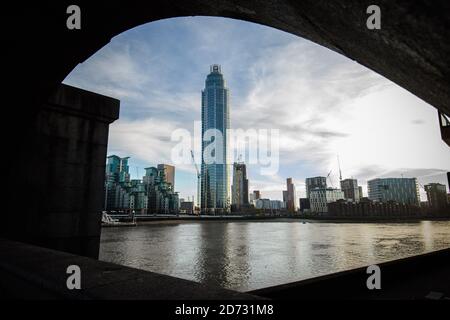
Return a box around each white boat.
[101,212,137,227]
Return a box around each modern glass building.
[368,178,420,205]
[201,65,230,213]
[144,166,179,214]
[157,164,175,188]
[104,155,131,211]
[106,155,130,184]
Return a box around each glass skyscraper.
[201,65,230,213]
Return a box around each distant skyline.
[64,16,450,202]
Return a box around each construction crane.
[337,155,343,182]
[326,169,334,188]
[190,150,201,211]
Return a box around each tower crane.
[190,150,201,212]
[337,155,343,182]
[326,169,334,188]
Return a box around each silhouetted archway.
[3,0,450,258]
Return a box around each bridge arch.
[3,0,450,258]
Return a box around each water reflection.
[195,222,230,288]
[421,221,433,251]
[99,220,450,292]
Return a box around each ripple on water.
[99,220,450,291]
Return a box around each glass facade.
[144,166,179,214]
[201,65,230,213]
[105,155,131,210]
[368,178,420,205]
[106,155,130,184]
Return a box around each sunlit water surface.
[99,220,450,291]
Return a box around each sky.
[63,16,450,204]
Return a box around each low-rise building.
[310,188,345,214]
[424,183,448,210]
[180,201,194,214]
[255,199,272,210]
[299,198,310,213]
[328,199,421,217]
[270,200,285,210]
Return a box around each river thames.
[99,220,450,292]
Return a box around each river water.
[99,220,450,292]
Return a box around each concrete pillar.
[2,84,119,259]
[447,172,449,192]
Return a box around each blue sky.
[64,16,450,203]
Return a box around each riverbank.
[291,215,450,223]
[107,214,450,226]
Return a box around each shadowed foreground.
[1,239,448,300]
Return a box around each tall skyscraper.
[201,65,230,213]
[368,178,420,205]
[231,162,249,210]
[286,178,297,213]
[305,176,327,199]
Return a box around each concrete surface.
[1,239,449,300]
[0,239,261,300]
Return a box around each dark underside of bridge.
[1,1,450,299]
